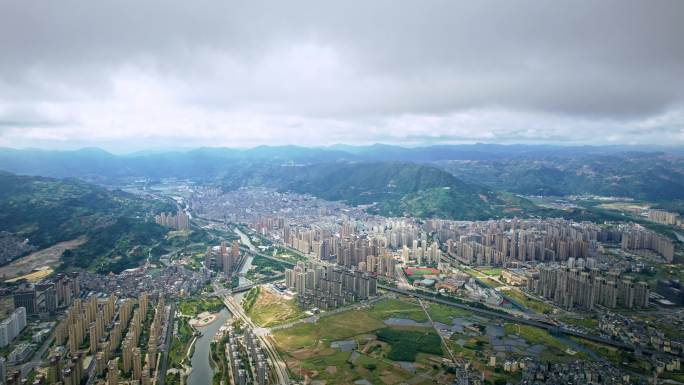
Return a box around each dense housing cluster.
[285,261,378,309]
[154,209,190,231]
[225,326,268,385]
[530,263,649,309]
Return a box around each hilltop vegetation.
[0,172,174,272]
[60,217,169,273]
[218,162,544,220]
[438,153,684,210]
[2,144,681,181]
[283,162,461,205]
[2,145,684,220]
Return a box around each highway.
[213,281,291,385]
[232,273,284,293]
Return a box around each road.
[213,281,291,385]
[232,273,285,293]
[84,353,97,385]
[394,264,411,289]
[156,303,176,385]
[418,298,457,365]
[12,335,54,377]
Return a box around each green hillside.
[218,162,540,220]
[0,172,174,273]
[439,153,684,207]
[284,162,465,205]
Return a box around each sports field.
[404,267,439,276]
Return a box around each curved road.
[213,281,290,384]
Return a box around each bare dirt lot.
[0,237,86,280]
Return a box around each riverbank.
[187,308,230,385]
[189,311,218,327]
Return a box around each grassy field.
[273,308,386,351]
[178,297,224,316]
[365,298,428,322]
[0,296,14,319]
[242,287,260,313]
[272,245,307,263]
[502,288,557,314]
[477,267,503,277]
[559,316,599,331]
[246,254,288,280]
[292,348,418,385]
[481,277,504,288]
[461,267,503,288]
[167,317,194,369]
[426,303,472,324]
[623,263,684,288]
[569,337,624,364]
[245,286,304,327]
[505,323,554,345]
[662,372,684,383]
[273,297,458,384]
[571,337,664,376]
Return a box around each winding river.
[187,308,230,385]
[186,226,256,384]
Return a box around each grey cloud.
[0,0,683,148]
[0,106,71,129]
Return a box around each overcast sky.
[0,1,683,152]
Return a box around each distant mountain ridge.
[1,144,683,215]
[214,161,538,220]
[2,143,683,180]
[437,153,684,203]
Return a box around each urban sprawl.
[0,186,682,385]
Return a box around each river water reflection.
[188,227,256,384]
[187,308,230,385]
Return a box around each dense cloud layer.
[0,0,683,151]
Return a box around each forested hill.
[2,144,684,217]
[219,162,539,220]
[0,172,173,272]
[438,153,684,205]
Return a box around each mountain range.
[1,144,683,180]
[1,144,683,220]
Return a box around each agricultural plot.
[272,297,455,384]
[244,286,304,327]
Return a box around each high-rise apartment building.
[154,209,190,231]
[285,261,377,310]
[532,264,649,310]
[0,307,26,348]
